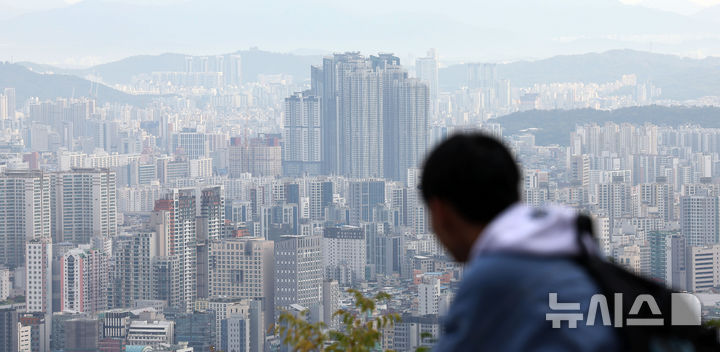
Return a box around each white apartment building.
[60,247,108,313]
[207,298,250,349]
[189,157,213,178]
[418,277,441,316]
[0,266,10,301]
[322,226,366,284]
[222,314,250,352]
[687,244,720,292]
[53,169,117,244]
[25,238,52,314]
[25,239,52,351]
[171,130,208,160]
[0,170,51,268]
[154,188,196,312]
[126,320,175,345]
[208,237,274,325]
[680,193,720,247]
[283,91,322,176]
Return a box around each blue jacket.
[434,205,622,351]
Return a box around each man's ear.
[428,198,443,216]
[428,198,448,233]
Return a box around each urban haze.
[2,0,720,351]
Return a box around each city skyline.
[2,0,720,349]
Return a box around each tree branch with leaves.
[274,289,401,352]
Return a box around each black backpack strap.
[575,213,595,258]
[571,214,720,352]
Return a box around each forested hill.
[0,63,153,106]
[497,105,720,146]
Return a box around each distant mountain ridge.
[439,49,720,100]
[19,49,322,85]
[17,49,720,101]
[0,63,152,106]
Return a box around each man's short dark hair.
[420,133,520,225]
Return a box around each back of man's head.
[421,133,520,225]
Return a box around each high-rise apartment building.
[648,230,686,287]
[415,49,438,118]
[198,186,225,242]
[638,182,675,222]
[189,158,213,178]
[60,247,108,313]
[111,232,159,309]
[228,135,283,177]
[151,256,179,307]
[319,52,365,175]
[18,312,50,352]
[569,154,590,187]
[222,314,250,352]
[0,303,22,352]
[342,60,384,178]
[170,310,216,352]
[378,54,409,181]
[314,52,429,180]
[207,298,250,349]
[0,170,51,268]
[274,235,323,322]
[228,137,247,178]
[0,94,7,120]
[53,169,117,244]
[0,267,9,301]
[208,238,274,325]
[686,244,720,292]
[26,238,53,315]
[322,226,366,284]
[225,55,243,86]
[418,277,441,316]
[387,79,429,181]
[154,188,197,312]
[25,238,52,350]
[467,62,498,110]
[184,54,242,86]
[348,179,385,225]
[596,181,631,223]
[197,185,225,300]
[308,180,333,221]
[680,192,719,247]
[3,88,15,119]
[283,91,322,176]
[467,63,497,90]
[171,129,209,159]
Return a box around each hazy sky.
[2,0,720,66]
[0,0,180,19]
[1,0,720,18]
[620,0,720,14]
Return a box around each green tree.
[704,319,720,328]
[274,289,401,352]
[415,332,436,352]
